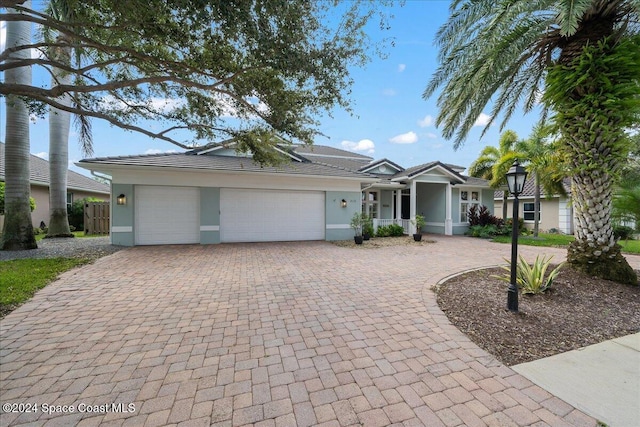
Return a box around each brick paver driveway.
[4,236,626,426]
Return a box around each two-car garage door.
[220,189,325,242]
[134,186,325,244]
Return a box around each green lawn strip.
[0,258,90,316]
[491,233,640,255]
[491,233,574,247]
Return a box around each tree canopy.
[0,0,392,163]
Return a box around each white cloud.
[398,64,406,72]
[35,152,48,160]
[389,131,418,144]
[426,132,438,139]
[418,115,433,127]
[382,88,397,96]
[341,139,375,154]
[430,143,443,149]
[473,113,492,127]
[144,148,178,155]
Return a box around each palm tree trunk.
[47,45,74,237]
[502,192,508,220]
[533,175,540,238]
[1,1,37,251]
[567,140,636,285]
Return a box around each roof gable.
[392,161,466,184]
[359,159,404,175]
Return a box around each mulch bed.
[435,265,640,366]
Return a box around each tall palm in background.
[44,0,92,237]
[468,130,520,221]
[425,0,640,284]
[1,1,37,250]
[516,125,567,238]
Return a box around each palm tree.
[43,0,92,237]
[516,125,567,238]
[425,0,639,284]
[1,1,37,250]
[468,130,520,221]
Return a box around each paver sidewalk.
[1,237,623,426]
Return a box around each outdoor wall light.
[117,194,127,205]
[341,199,347,208]
[505,160,528,312]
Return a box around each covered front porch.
[360,163,494,236]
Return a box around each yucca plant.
[494,255,565,295]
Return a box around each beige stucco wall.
[496,197,561,232]
[0,184,108,229]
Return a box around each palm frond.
[557,0,596,35]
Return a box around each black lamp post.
[505,160,528,312]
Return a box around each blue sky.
[1,1,542,176]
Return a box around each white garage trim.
[220,189,325,242]
[135,186,200,245]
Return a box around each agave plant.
[494,255,565,295]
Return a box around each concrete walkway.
[1,237,638,426]
[514,333,640,427]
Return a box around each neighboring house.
[0,142,110,230]
[77,143,492,246]
[494,176,573,234]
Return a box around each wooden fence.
[84,201,110,235]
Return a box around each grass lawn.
[491,232,640,255]
[0,258,89,316]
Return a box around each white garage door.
[220,189,325,242]
[135,186,200,245]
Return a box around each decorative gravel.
[0,236,126,261]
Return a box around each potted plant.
[350,211,364,244]
[362,214,374,241]
[412,214,425,241]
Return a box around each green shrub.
[613,225,635,240]
[376,225,390,237]
[504,217,525,233]
[68,197,102,231]
[494,255,565,294]
[362,215,374,237]
[466,224,500,238]
[0,182,36,214]
[389,223,404,236]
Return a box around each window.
[67,192,74,211]
[362,190,379,219]
[523,202,539,221]
[460,190,481,222]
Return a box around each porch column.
[445,183,453,235]
[410,181,417,234]
[395,189,402,221]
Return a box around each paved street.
[2,236,626,426]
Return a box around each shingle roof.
[79,152,377,180]
[494,174,571,199]
[77,142,489,187]
[0,142,110,194]
[292,144,373,160]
